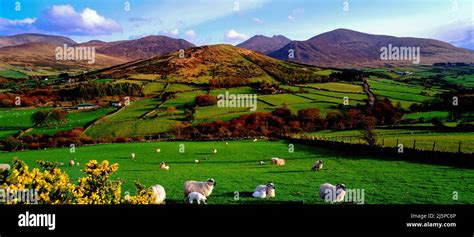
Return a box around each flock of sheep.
[0,143,348,204]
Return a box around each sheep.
[160,162,169,171]
[0,164,10,172]
[76,162,80,167]
[212,149,217,154]
[194,160,200,164]
[156,148,161,153]
[59,162,64,167]
[253,138,258,142]
[271,158,285,166]
[252,183,275,198]
[150,184,166,204]
[311,160,323,171]
[259,161,265,166]
[186,191,207,204]
[69,160,75,166]
[319,183,346,203]
[225,142,229,145]
[184,178,216,197]
[131,153,136,160]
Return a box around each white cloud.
[253,17,263,24]
[224,29,248,43]
[38,4,122,35]
[159,28,179,38]
[185,29,197,40]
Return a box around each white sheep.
[0,164,10,172]
[311,160,323,171]
[59,162,64,167]
[76,162,80,167]
[184,178,216,197]
[253,138,258,142]
[225,142,229,145]
[195,160,200,164]
[186,191,207,204]
[271,158,285,166]
[150,184,166,204]
[69,160,75,166]
[156,148,161,153]
[252,183,275,198]
[212,149,217,154]
[259,161,265,166]
[131,153,136,160]
[319,183,346,203]
[160,162,169,170]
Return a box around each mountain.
[0,33,76,48]
[95,44,323,84]
[269,29,474,67]
[77,35,195,61]
[237,35,291,54]
[0,42,127,70]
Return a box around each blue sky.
[0,0,472,48]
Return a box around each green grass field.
[0,140,472,204]
[0,69,28,79]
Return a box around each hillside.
[269,29,474,67]
[78,35,196,61]
[0,33,76,48]
[237,35,291,54]
[95,44,327,84]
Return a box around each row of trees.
[32,109,68,127]
[60,82,143,100]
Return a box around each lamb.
[160,162,169,170]
[131,153,136,160]
[184,178,216,197]
[186,191,207,204]
[150,184,166,204]
[156,148,161,153]
[271,158,285,166]
[69,160,75,166]
[311,160,323,171]
[252,183,275,198]
[319,183,346,203]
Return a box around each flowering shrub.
[1,158,154,204]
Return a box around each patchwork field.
[0,140,472,204]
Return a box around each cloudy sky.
[0,0,472,49]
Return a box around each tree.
[360,116,377,146]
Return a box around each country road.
[363,78,376,108]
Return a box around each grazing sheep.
[271,158,285,166]
[76,162,80,167]
[212,149,217,154]
[150,184,166,204]
[186,191,207,204]
[195,160,200,164]
[225,142,229,145]
[0,164,10,172]
[253,138,258,142]
[259,161,265,166]
[59,162,64,167]
[319,183,346,203]
[184,178,216,197]
[156,148,161,153]
[160,162,169,170]
[131,153,136,160]
[311,160,323,171]
[69,160,75,166]
[252,183,275,198]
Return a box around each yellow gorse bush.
[0,158,154,204]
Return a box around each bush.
[196,94,217,106]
